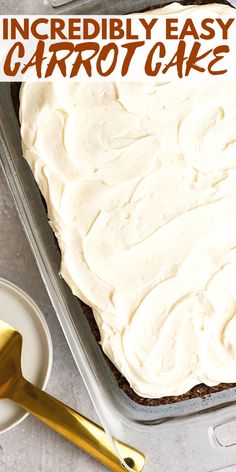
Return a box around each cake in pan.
[19,2,236,405]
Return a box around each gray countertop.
[0,162,107,472]
[3,1,236,471]
[0,4,109,470]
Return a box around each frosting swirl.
[20,3,236,398]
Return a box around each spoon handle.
[10,376,145,472]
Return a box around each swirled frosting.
[20,3,236,399]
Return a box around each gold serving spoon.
[0,320,145,472]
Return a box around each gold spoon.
[0,320,145,472]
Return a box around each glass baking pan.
[46,0,185,13]
[46,0,236,14]
[2,1,236,455]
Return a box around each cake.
[19,1,236,405]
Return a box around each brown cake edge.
[79,301,236,406]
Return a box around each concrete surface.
[3,2,236,472]
[0,5,111,470]
[0,166,107,472]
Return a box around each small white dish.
[0,277,53,433]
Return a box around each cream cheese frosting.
[20,3,236,399]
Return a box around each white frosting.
[20,3,236,399]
